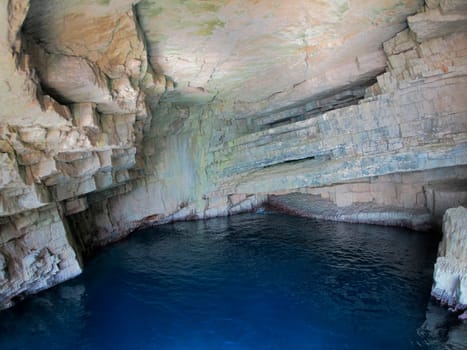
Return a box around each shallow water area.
[0,213,466,349]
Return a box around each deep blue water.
[1,213,466,349]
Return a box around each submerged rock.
[432,207,467,310]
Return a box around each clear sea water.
[1,213,466,350]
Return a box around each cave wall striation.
[0,0,467,308]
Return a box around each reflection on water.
[0,284,87,349]
[0,213,465,349]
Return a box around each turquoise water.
[0,213,465,349]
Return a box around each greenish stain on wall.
[196,19,225,36]
[337,2,349,15]
[370,0,407,25]
[97,0,111,6]
[199,3,221,12]
[148,6,163,17]
[186,0,228,15]
[332,1,349,20]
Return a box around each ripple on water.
[0,213,465,350]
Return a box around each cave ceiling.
[136,0,423,109]
[12,0,424,119]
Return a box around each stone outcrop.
[431,206,467,311]
[1,0,467,308]
[0,205,81,309]
[268,193,432,231]
[409,0,467,42]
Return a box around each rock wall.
[267,167,467,230]
[431,206,467,310]
[66,102,267,249]
[0,0,467,308]
[0,204,81,309]
[205,4,467,227]
[208,31,467,190]
[0,0,158,308]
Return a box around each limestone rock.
[432,207,467,309]
[0,0,69,128]
[34,52,112,105]
[71,103,97,129]
[7,1,29,47]
[408,7,467,42]
[267,193,432,230]
[440,0,467,14]
[425,181,467,224]
[0,206,82,310]
[136,0,422,111]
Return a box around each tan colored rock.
[71,103,97,128]
[0,0,69,128]
[56,153,101,178]
[426,0,441,9]
[29,158,57,181]
[136,0,422,111]
[18,152,43,178]
[440,0,467,14]
[408,8,467,42]
[18,127,47,144]
[101,114,136,146]
[97,149,113,169]
[0,153,17,188]
[40,95,73,121]
[7,0,29,49]
[65,197,89,215]
[35,53,111,105]
[23,1,148,115]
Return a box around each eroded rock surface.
[0,205,81,309]
[268,192,432,230]
[1,0,467,308]
[432,206,467,310]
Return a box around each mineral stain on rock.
[195,18,225,36]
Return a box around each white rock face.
[432,207,467,309]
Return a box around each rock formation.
[431,206,467,312]
[1,0,467,308]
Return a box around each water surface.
[1,213,465,349]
